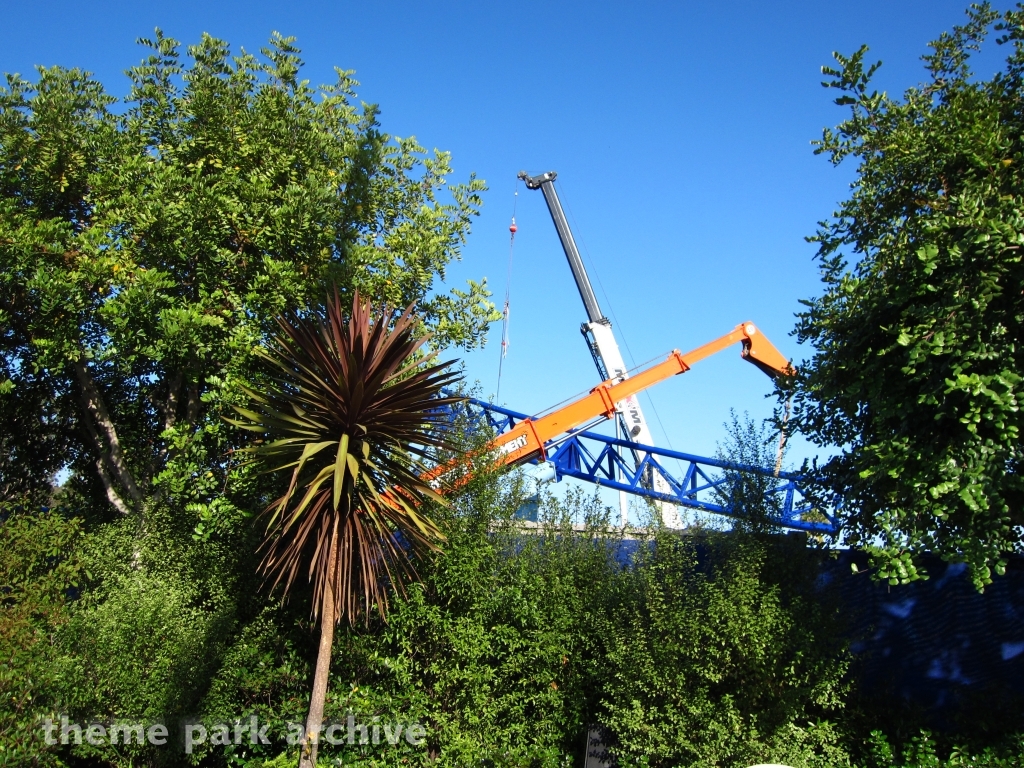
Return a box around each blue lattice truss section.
[445,396,836,534]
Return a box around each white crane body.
[518,170,681,527]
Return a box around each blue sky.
[3,0,1006,481]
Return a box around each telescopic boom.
[518,170,679,524]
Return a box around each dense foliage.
[601,532,849,768]
[791,4,1024,587]
[0,30,496,768]
[0,30,496,522]
[5,11,1024,768]
[153,480,863,768]
[0,504,83,766]
[2,436,1022,768]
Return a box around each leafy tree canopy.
[0,30,497,519]
[792,4,1024,587]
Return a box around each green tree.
[0,30,497,526]
[791,4,1024,587]
[713,409,787,533]
[229,289,462,767]
[0,30,497,764]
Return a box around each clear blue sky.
[3,0,1005,476]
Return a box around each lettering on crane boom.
[624,398,642,436]
[501,433,530,455]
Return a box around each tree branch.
[73,382,132,516]
[94,457,132,516]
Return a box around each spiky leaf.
[229,288,463,624]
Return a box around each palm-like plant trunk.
[300,526,338,768]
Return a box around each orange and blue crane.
[437,321,834,533]
[433,171,836,535]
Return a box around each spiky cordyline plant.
[229,288,462,767]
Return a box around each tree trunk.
[76,390,131,516]
[73,356,143,510]
[186,381,200,427]
[164,370,183,431]
[299,526,339,768]
[92,456,132,516]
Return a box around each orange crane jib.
[434,322,792,479]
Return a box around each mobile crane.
[516,170,681,526]
[424,171,806,529]
[478,321,789,464]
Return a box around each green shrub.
[196,476,623,768]
[860,730,1024,768]
[14,469,1013,768]
[598,530,852,768]
[47,499,256,766]
[0,504,83,768]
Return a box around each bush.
[47,498,257,766]
[0,504,83,768]
[195,475,625,768]
[860,730,1024,768]
[13,467,1009,768]
[191,471,860,768]
[598,529,851,768]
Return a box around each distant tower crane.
[517,170,681,527]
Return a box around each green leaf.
[333,433,350,512]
